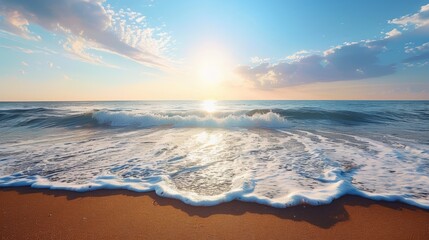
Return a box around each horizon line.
[0,99,428,102]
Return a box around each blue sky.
[0,0,428,100]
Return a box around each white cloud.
[250,56,270,64]
[0,0,171,68]
[237,3,429,89]
[62,37,103,64]
[236,40,394,88]
[389,4,429,28]
[0,44,33,54]
[285,50,314,61]
[385,28,401,38]
[135,16,146,23]
[415,42,429,52]
[403,41,429,63]
[0,10,40,40]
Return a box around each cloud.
[388,3,429,64]
[284,50,315,61]
[236,40,395,88]
[0,42,57,56]
[237,3,429,89]
[403,52,429,63]
[403,42,429,63]
[0,10,40,40]
[385,28,401,38]
[0,44,33,54]
[389,3,429,28]
[250,56,270,64]
[0,0,170,68]
[414,42,429,52]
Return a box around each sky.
[0,0,428,100]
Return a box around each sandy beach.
[1,187,428,240]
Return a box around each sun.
[195,47,230,85]
[199,64,223,84]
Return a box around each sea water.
[0,100,428,208]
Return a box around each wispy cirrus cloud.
[0,43,56,55]
[0,0,171,68]
[61,36,119,68]
[0,10,40,41]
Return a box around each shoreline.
[1,187,428,239]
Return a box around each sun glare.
[201,100,217,113]
[195,47,230,85]
[199,64,222,84]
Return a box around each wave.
[0,109,97,129]
[1,106,427,129]
[248,108,402,124]
[93,111,288,128]
[0,107,52,114]
[1,175,427,209]
[0,109,289,129]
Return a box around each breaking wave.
[1,106,427,129]
[93,111,288,128]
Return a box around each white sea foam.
[92,111,288,128]
[0,127,428,209]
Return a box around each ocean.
[0,100,428,208]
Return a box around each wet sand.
[1,187,428,239]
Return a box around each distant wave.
[0,108,97,128]
[93,111,288,128]
[0,108,289,129]
[247,108,404,124]
[1,106,428,129]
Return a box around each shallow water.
[0,100,428,208]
